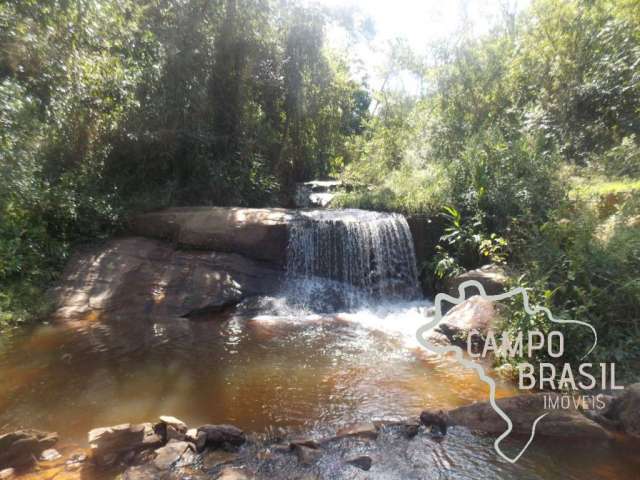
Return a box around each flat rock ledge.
[128,207,296,265]
[51,236,283,321]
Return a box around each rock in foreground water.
[0,429,58,469]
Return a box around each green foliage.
[0,0,370,327]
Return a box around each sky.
[311,0,530,92]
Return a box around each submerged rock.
[0,429,58,469]
[345,455,373,471]
[39,448,62,461]
[292,444,321,466]
[334,422,379,441]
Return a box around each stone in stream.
[88,423,162,466]
[443,393,613,439]
[186,428,208,452]
[203,450,240,469]
[436,296,500,352]
[216,466,254,480]
[291,444,322,466]
[39,448,62,461]
[0,429,59,469]
[345,455,373,471]
[334,422,379,441]
[198,425,246,449]
[152,440,196,470]
[420,410,449,436]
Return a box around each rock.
[203,450,240,469]
[294,181,343,208]
[153,441,195,470]
[186,429,207,452]
[0,469,15,479]
[447,393,612,439]
[436,296,500,352]
[216,466,253,480]
[122,464,167,480]
[129,207,295,265]
[420,410,449,435]
[292,444,321,466]
[158,416,187,433]
[345,455,372,471]
[445,264,509,297]
[198,425,246,449]
[602,383,640,437]
[88,423,162,465]
[51,237,283,320]
[372,420,420,439]
[0,429,59,469]
[40,448,62,461]
[335,422,379,441]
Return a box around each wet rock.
[186,428,207,452]
[420,410,449,436]
[215,466,253,480]
[0,429,59,469]
[345,455,372,471]
[153,440,195,470]
[289,438,321,450]
[601,383,640,437]
[159,416,188,433]
[445,264,509,297]
[335,422,379,441]
[372,420,420,439]
[0,469,15,479]
[203,450,240,470]
[198,425,246,449]
[292,444,321,466]
[88,423,162,466]
[40,448,62,461]
[436,296,499,348]
[447,393,612,439]
[51,237,284,321]
[122,464,167,480]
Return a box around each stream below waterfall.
[1,209,639,478]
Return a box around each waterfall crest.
[285,209,420,311]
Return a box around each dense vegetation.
[337,0,640,374]
[1,0,639,375]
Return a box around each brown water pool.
[0,302,638,479]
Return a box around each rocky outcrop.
[444,264,509,297]
[198,424,246,448]
[129,207,295,265]
[52,237,283,320]
[0,430,58,469]
[436,393,612,440]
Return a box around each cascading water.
[284,209,420,311]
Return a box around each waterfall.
[285,209,420,311]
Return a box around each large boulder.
[51,237,283,320]
[444,264,509,297]
[129,207,295,265]
[436,296,500,349]
[444,393,612,440]
[601,383,640,438]
[0,430,58,469]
